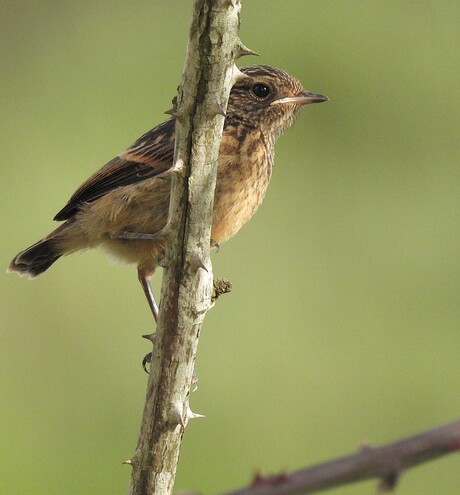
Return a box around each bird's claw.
[191,370,199,391]
[156,249,166,268]
[211,239,220,252]
[142,352,152,373]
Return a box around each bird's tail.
[7,221,78,278]
[8,239,62,278]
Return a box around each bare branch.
[126,1,245,494]
[221,420,460,495]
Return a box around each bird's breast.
[212,127,273,243]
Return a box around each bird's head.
[227,65,327,141]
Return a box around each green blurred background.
[1,1,459,494]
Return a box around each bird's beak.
[271,91,328,106]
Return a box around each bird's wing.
[53,118,176,221]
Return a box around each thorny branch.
[126,1,249,494]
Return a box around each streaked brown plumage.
[8,65,327,320]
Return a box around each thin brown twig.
[221,420,460,495]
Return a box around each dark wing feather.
[54,118,176,221]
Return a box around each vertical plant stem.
[127,1,244,494]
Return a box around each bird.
[8,65,327,322]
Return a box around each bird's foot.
[210,239,220,252]
[156,248,166,268]
[191,370,199,392]
[142,352,152,374]
[141,332,156,374]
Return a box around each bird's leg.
[137,267,158,322]
[113,231,164,241]
[138,267,158,373]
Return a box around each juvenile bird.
[8,65,327,320]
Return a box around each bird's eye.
[252,83,270,98]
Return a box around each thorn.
[187,252,209,273]
[251,472,290,487]
[142,333,156,343]
[376,472,399,493]
[164,108,184,120]
[251,471,263,486]
[232,65,250,84]
[235,40,259,58]
[122,459,133,466]
[168,401,205,429]
[165,95,182,118]
[360,439,372,452]
[186,404,205,421]
[208,99,226,118]
[199,260,208,272]
[190,253,208,273]
[164,107,178,117]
